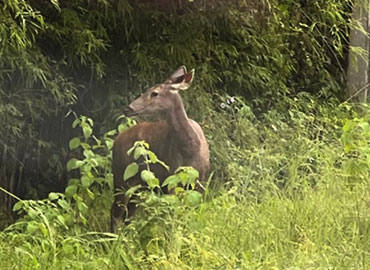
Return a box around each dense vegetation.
[1,0,369,269]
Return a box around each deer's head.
[126,66,194,117]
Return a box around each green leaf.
[77,200,88,214]
[65,185,78,198]
[174,186,184,195]
[27,208,37,219]
[141,170,155,182]
[62,244,74,254]
[66,158,83,171]
[134,146,147,160]
[186,167,199,181]
[58,199,70,210]
[87,118,94,126]
[184,190,203,206]
[118,123,127,133]
[81,175,94,187]
[86,188,95,200]
[105,140,113,151]
[27,222,39,235]
[162,194,179,205]
[177,167,199,186]
[125,184,142,197]
[69,137,81,150]
[83,125,93,139]
[105,129,117,137]
[124,162,139,181]
[80,142,91,149]
[68,178,80,186]
[83,149,94,159]
[72,118,80,128]
[147,177,159,189]
[57,215,67,227]
[162,175,181,190]
[48,192,59,200]
[148,151,158,163]
[141,170,159,188]
[13,201,24,211]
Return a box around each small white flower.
[227,96,236,104]
[220,103,227,109]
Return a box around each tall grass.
[1,99,369,269]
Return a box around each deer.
[110,66,210,232]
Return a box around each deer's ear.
[169,66,187,83]
[170,69,195,91]
[183,69,194,85]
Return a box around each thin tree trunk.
[347,0,370,102]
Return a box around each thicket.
[1,0,369,268]
[0,0,351,205]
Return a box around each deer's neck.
[167,94,200,154]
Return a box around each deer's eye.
[150,91,159,98]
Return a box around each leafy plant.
[123,140,204,205]
[64,115,115,229]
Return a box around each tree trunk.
[347,0,370,102]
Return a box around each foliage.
[1,100,370,269]
[1,0,369,269]
[0,0,354,207]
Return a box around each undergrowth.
[1,97,370,269]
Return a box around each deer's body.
[110,66,210,232]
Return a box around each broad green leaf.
[134,146,147,160]
[13,201,24,211]
[67,158,80,171]
[118,123,127,133]
[83,125,93,139]
[141,170,155,182]
[141,170,159,188]
[80,142,91,149]
[69,137,81,150]
[124,162,139,181]
[162,175,181,190]
[28,208,37,219]
[184,190,203,206]
[147,177,159,189]
[148,151,158,163]
[58,199,70,210]
[105,140,113,150]
[48,192,59,200]
[68,178,79,186]
[83,149,94,159]
[81,175,94,187]
[186,167,199,180]
[174,186,184,195]
[77,200,88,214]
[105,129,117,137]
[65,184,78,198]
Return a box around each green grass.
[1,175,369,269]
[1,102,370,269]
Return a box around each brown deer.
[110,66,210,232]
